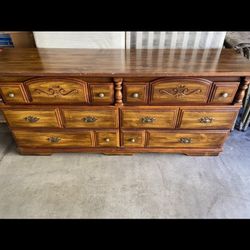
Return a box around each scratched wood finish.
[121,107,178,129]
[0,48,250,77]
[0,83,28,104]
[62,107,118,128]
[2,108,61,128]
[178,107,239,129]
[150,78,212,104]
[88,83,114,104]
[12,130,94,148]
[147,130,229,148]
[25,78,88,104]
[210,82,240,104]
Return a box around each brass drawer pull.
[98,93,105,98]
[105,138,110,142]
[8,92,15,98]
[82,116,97,123]
[130,138,136,143]
[199,117,213,123]
[132,92,139,98]
[47,137,61,143]
[179,138,192,144]
[24,116,40,123]
[221,92,229,98]
[141,117,156,123]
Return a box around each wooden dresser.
[0,48,249,156]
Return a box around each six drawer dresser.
[0,48,249,156]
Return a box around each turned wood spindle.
[114,78,123,105]
[234,78,250,104]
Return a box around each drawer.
[123,82,148,104]
[2,108,61,128]
[89,83,114,104]
[96,130,119,147]
[25,78,88,104]
[62,107,118,128]
[121,130,146,147]
[0,83,28,104]
[178,106,239,129]
[147,130,229,148]
[150,78,212,104]
[121,107,178,129]
[210,82,239,104]
[12,130,94,148]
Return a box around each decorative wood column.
[234,77,250,104]
[114,78,123,106]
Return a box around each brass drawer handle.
[179,138,192,144]
[130,138,136,143]
[132,92,139,98]
[141,117,156,123]
[105,138,110,142]
[8,92,15,98]
[199,117,213,123]
[82,116,97,123]
[221,92,229,98]
[98,93,105,98]
[47,137,61,143]
[24,116,40,123]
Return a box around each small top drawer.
[25,78,88,104]
[150,78,212,104]
[210,82,239,104]
[88,83,114,104]
[0,83,28,104]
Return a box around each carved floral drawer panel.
[0,48,250,156]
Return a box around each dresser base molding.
[17,146,222,156]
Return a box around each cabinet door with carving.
[25,78,89,104]
[150,78,212,104]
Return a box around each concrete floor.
[0,124,250,218]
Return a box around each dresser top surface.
[0,48,250,77]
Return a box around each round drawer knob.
[221,92,229,98]
[130,138,136,143]
[132,92,139,98]
[105,138,110,142]
[8,92,15,98]
[98,93,105,98]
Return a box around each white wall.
[33,32,125,48]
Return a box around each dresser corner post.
[113,77,123,106]
[234,77,250,104]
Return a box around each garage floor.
[0,123,250,218]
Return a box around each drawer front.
[147,130,229,148]
[121,130,146,147]
[25,78,88,104]
[210,82,239,104]
[150,78,212,104]
[62,108,118,128]
[178,107,239,129]
[89,83,114,104]
[2,109,61,128]
[96,130,119,147]
[123,82,148,104]
[121,107,178,129]
[13,130,93,148]
[0,84,27,104]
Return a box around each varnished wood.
[61,107,118,129]
[114,78,123,106]
[95,130,119,147]
[178,106,239,129]
[2,108,61,128]
[120,106,178,129]
[150,78,212,104]
[0,48,250,77]
[234,78,250,104]
[88,83,114,104]
[146,130,229,148]
[121,130,146,147]
[123,82,149,104]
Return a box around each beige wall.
[33,32,125,48]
